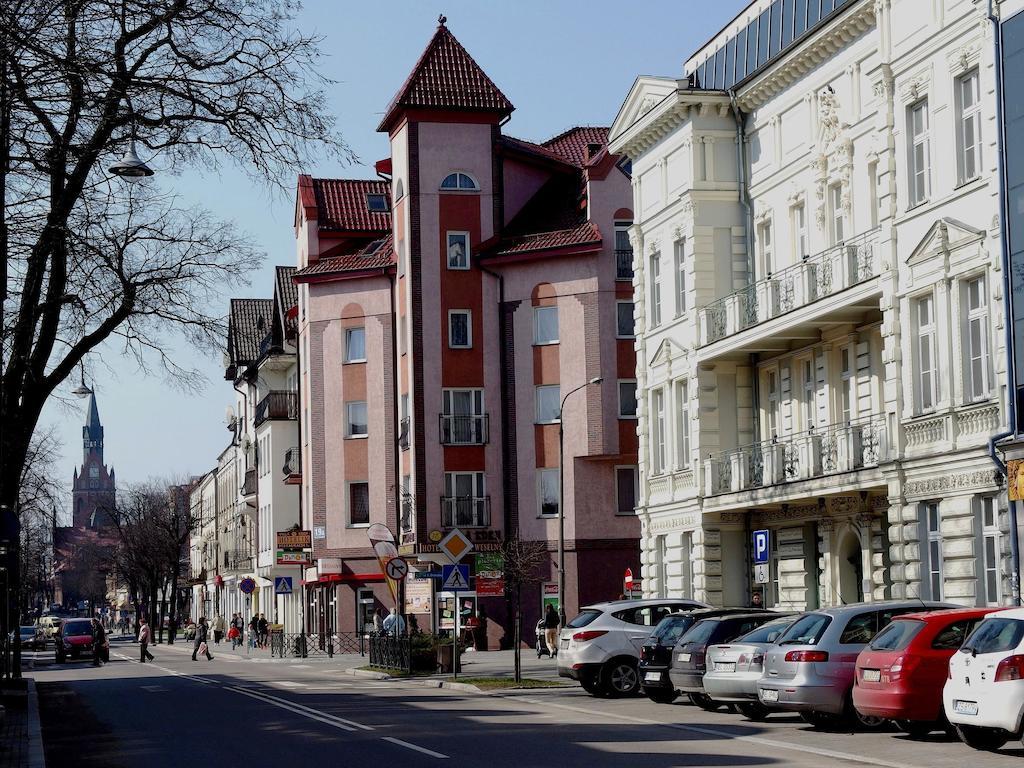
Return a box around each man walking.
[91,618,106,667]
[211,613,226,644]
[192,616,214,661]
[138,616,155,663]
[543,604,560,659]
[257,613,269,649]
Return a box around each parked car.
[55,619,108,663]
[558,598,708,697]
[670,611,786,711]
[702,615,797,720]
[944,607,1024,751]
[854,607,1001,737]
[758,600,955,729]
[639,608,763,704]
[13,626,43,650]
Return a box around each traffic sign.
[624,567,634,590]
[239,577,257,595]
[413,571,443,580]
[441,563,471,592]
[385,557,409,581]
[438,528,474,562]
[274,577,293,595]
[754,563,770,584]
[752,529,770,564]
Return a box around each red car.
[55,619,109,664]
[853,607,1004,737]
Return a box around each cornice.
[611,91,733,160]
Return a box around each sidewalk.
[0,680,45,768]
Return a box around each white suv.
[944,607,1022,751]
[557,598,707,697]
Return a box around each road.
[25,638,1024,767]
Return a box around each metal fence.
[367,633,412,673]
[269,631,365,658]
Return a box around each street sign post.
[754,563,770,585]
[623,567,634,595]
[384,557,409,581]
[274,577,293,595]
[752,529,770,564]
[413,570,443,580]
[438,528,474,563]
[441,564,470,592]
[239,577,256,595]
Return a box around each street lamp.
[108,139,154,180]
[557,376,602,627]
[71,363,92,398]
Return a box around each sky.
[44,0,750,522]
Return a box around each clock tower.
[71,392,115,529]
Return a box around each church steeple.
[82,391,104,462]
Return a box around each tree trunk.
[168,572,179,645]
[514,584,522,683]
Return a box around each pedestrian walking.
[228,613,241,649]
[138,616,155,663]
[211,613,226,644]
[249,615,258,649]
[91,618,106,666]
[257,614,269,648]
[382,607,405,636]
[372,607,383,635]
[192,616,214,661]
[543,604,560,659]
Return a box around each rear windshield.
[650,616,694,645]
[566,610,601,629]
[64,622,92,636]
[869,619,924,651]
[932,620,979,651]
[736,618,793,645]
[678,619,717,646]
[777,613,832,646]
[962,618,1024,655]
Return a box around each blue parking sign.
[752,530,770,564]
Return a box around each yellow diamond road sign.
[438,528,474,563]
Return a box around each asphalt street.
[23,638,1024,768]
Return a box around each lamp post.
[557,376,602,627]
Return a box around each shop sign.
[475,552,505,597]
[276,530,313,550]
[404,577,432,615]
[276,550,312,566]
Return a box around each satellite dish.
[224,406,236,425]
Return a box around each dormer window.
[587,143,603,159]
[366,193,388,212]
[440,172,479,191]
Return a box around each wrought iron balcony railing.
[398,417,410,450]
[282,447,301,478]
[225,549,254,571]
[255,391,298,427]
[241,467,257,497]
[440,496,491,528]
[698,229,880,346]
[703,416,888,496]
[615,249,634,281]
[439,414,489,445]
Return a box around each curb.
[26,679,45,768]
[343,667,483,693]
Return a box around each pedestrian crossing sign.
[441,564,471,592]
[274,577,293,595]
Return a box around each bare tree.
[16,428,65,617]
[0,0,352,643]
[501,538,548,683]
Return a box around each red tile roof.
[294,236,395,281]
[499,135,576,169]
[228,298,274,365]
[309,178,391,233]
[378,23,514,132]
[542,127,610,167]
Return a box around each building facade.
[611,0,1021,609]
[293,20,640,643]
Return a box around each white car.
[944,607,1024,751]
[557,598,707,697]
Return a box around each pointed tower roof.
[85,392,101,430]
[378,20,514,133]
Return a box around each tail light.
[886,654,919,681]
[785,650,829,663]
[995,655,1024,682]
[737,652,763,668]
[694,651,706,669]
[572,630,608,643]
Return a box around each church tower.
[71,392,116,529]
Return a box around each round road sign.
[385,557,409,581]
[239,577,257,595]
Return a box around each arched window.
[440,172,479,191]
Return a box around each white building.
[610,0,1021,609]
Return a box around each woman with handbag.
[191,616,214,661]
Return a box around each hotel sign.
[276,530,312,550]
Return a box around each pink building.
[294,21,639,644]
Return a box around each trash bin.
[436,643,454,673]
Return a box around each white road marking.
[274,681,307,688]
[381,737,449,759]
[225,686,359,732]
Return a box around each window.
[800,359,815,430]
[931,620,975,651]
[366,193,388,212]
[443,472,487,527]
[908,100,931,206]
[758,220,773,275]
[829,184,844,244]
[964,275,990,401]
[915,294,937,411]
[793,203,808,259]
[400,474,412,532]
[344,327,366,363]
[839,612,878,645]
[618,380,637,418]
[616,301,635,338]
[534,306,559,345]
[346,401,368,438]
[673,239,686,316]
[924,502,943,600]
[839,346,854,424]
[441,389,485,444]
[397,237,406,277]
[89,465,99,479]
[868,161,879,229]
[615,466,638,515]
[956,69,982,184]
[980,496,1001,605]
[447,232,469,269]
[440,172,479,191]
[397,313,407,356]
[675,380,690,468]
[448,310,471,348]
[348,482,370,525]
[649,252,662,327]
[615,224,634,280]
[538,469,559,517]
[535,385,560,424]
[651,388,666,474]
[766,369,780,437]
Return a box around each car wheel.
[644,687,679,704]
[737,702,771,721]
[956,725,1009,752]
[55,653,65,664]
[895,720,936,739]
[844,692,887,730]
[690,693,726,712]
[580,673,607,697]
[800,710,843,730]
[601,658,640,697]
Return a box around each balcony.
[283,446,301,484]
[225,549,254,571]
[399,417,410,450]
[439,414,489,445]
[698,229,880,349]
[441,496,491,528]
[615,249,634,281]
[703,416,889,496]
[241,468,257,499]
[255,391,298,427]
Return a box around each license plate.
[714,662,736,673]
[954,700,979,716]
[678,652,691,662]
[644,671,661,683]
[862,669,881,682]
[760,688,779,702]
[560,639,569,649]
